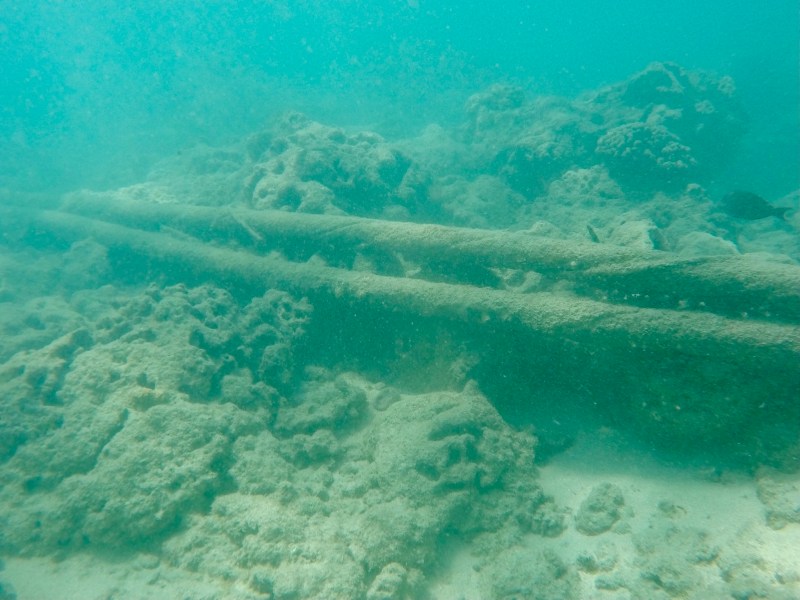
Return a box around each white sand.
[431,428,800,599]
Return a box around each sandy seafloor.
[5,432,800,600]
[1,63,800,599]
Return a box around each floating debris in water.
[720,190,789,220]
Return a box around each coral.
[591,62,746,192]
[248,112,428,218]
[463,89,593,198]
[458,62,745,203]
[0,284,311,554]
[163,378,550,599]
[595,121,697,191]
[575,482,626,535]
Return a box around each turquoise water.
[2,1,798,195]
[1,2,799,599]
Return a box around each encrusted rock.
[575,482,626,535]
[248,112,428,218]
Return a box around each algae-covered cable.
[60,192,640,271]
[59,193,800,324]
[8,206,799,358]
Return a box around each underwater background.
[1,1,799,599]
[2,1,799,197]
